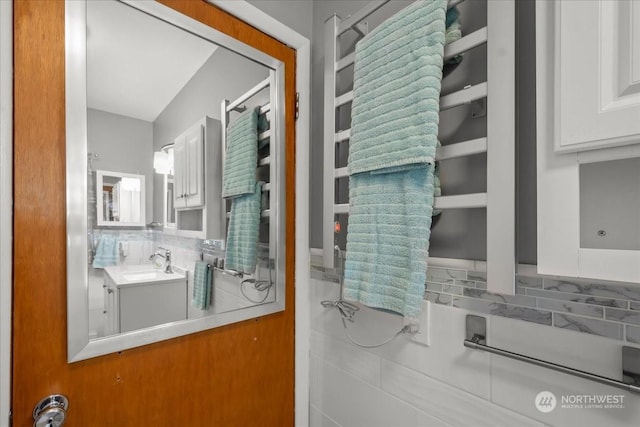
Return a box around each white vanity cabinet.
[174,122,205,209]
[103,266,188,334]
[536,1,640,283]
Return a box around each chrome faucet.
[149,247,173,273]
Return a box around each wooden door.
[12,1,296,425]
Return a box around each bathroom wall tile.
[463,288,537,308]
[313,357,448,427]
[424,291,452,305]
[310,330,381,387]
[626,325,640,344]
[467,270,487,281]
[310,405,341,427]
[426,267,466,283]
[442,284,463,295]
[455,279,478,288]
[630,301,640,311]
[381,360,545,427]
[425,282,444,293]
[553,313,623,340]
[474,280,487,290]
[537,298,604,319]
[543,278,640,301]
[516,275,543,289]
[452,296,552,326]
[490,315,640,427]
[524,288,629,309]
[605,308,640,326]
[371,303,493,399]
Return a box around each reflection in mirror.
[68,0,285,361]
[96,170,145,226]
[580,157,640,250]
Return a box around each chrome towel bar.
[464,315,640,394]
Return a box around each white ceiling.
[87,1,217,122]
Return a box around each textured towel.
[91,236,119,268]
[348,0,447,175]
[344,165,435,318]
[222,108,258,198]
[192,261,212,310]
[225,182,262,274]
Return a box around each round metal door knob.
[33,394,69,427]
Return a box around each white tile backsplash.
[310,277,640,427]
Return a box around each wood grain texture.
[12,0,296,425]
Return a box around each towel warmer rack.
[323,0,516,294]
[221,72,277,258]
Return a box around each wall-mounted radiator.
[322,0,516,294]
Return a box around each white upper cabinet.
[555,0,640,153]
[173,123,204,209]
[537,0,640,283]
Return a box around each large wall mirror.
[66,0,286,362]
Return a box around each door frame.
[1,1,310,425]
[1,0,13,424]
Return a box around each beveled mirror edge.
[66,0,287,363]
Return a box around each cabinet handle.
[107,289,114,294]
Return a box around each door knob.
[33,394,68,427]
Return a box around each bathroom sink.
[121,271,160,281]
[103,265,186,287]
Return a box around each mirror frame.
[66,0,286,362]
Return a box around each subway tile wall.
[311,264,640,344]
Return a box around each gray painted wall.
[87,108,154,224]
[151,47,270,223]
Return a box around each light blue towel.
[192,261,212,310]
[344,166,435,318]
[91,236,119,268]
[222,108,259,198]
[344,0,446,318]
[225,182,262,274]
[348,0,447,175]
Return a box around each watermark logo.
[535,391,557,413]
[535,391,626,412]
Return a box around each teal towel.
[192,261,212,310]
[91,236,119,268]
[348,0,447,175]
[222,108,258,198]
[225,182,262,274]
[344,165,435,318]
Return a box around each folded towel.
[348,0,447,175]
[344,165,436,318]
[225,182,262,274]
[91,236,119,268]
[192,261,212,310]
[222,108,258,198]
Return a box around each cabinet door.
[184,124,204,208]
[555,0,640,153]
[173,135,187,209]
[537,1,640,283]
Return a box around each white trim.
[0,1,12,424]
[208,2,311,426]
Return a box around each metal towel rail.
[465,315,640,394]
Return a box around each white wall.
[87,108,154,224]
[311,278,640,427]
